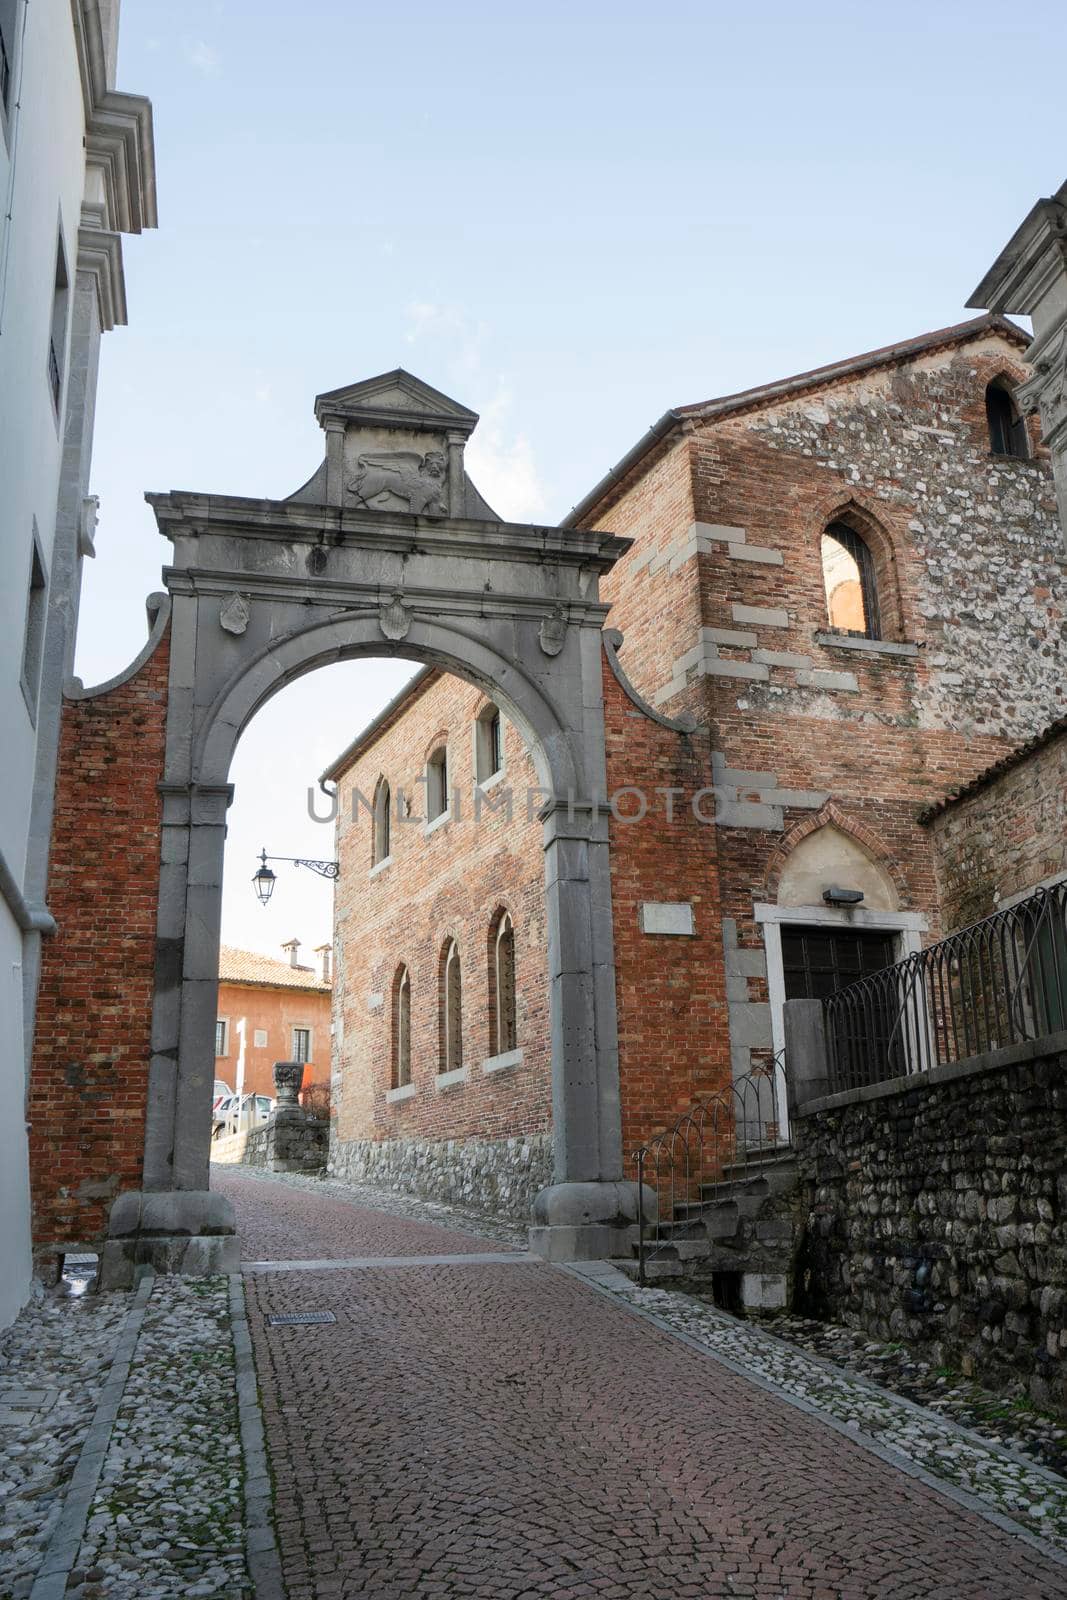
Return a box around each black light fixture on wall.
[252,847,339,906]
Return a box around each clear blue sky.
[75,0,1066,957]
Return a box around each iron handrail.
[631,1059,787,1287]
[823,881,1067,1094]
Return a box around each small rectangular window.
[0,0,18,119]
[292,1027,310,1063]
[253,1028,268,1048]
[20,527,47,722]
[48,230,70,416]
[215,1019,228,1057]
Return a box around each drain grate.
[267,1311,336,1327]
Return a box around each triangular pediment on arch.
[314,368,479,436]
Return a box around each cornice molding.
[77,205,127,329]
[71,0,158,235]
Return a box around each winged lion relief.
[347,449,449,517]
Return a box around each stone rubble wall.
[794,1036,1067,1411]
[327,1131,552,1220]
[211,1116,328,1173]
[925,726,1067,930]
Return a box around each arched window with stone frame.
[820,520,882,640]
[475,702,505,785]
[985,377,1030,461]
[426,744,449,821]
[392,964,411,1089]
[372,776,391,866]
[439,937,463,1072]
[488,907,517,1056]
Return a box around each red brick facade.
[329,673,552,1151]
[29,629,170,1251]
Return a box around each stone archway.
[102,369,642,1277]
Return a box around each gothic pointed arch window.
[489,908,517,1055]
[426,744,449,821]
[821,521,881,640]
[985,379,1029,460]
[372,776,391,865]
[440,938,463,1072]
[392,964,411,1089]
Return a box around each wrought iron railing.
[631,1060,788,1287]
[824,882,1067,1094]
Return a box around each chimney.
[281,937,301,968]
[314,943,332,984]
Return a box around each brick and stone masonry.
[29,623,170,1253]
[26,317,1067,1247]
[576,317,1065,1088]
[923,721,1067,930]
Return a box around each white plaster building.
[0,0,155,1326]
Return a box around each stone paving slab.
[235,1168,1067,1598]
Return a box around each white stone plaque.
[639,902,695,936]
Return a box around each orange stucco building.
[214,940,332,1100]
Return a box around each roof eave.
[560,410,684,530]
[320,666,436,784]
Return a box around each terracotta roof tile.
[218,945,331,992]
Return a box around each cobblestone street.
[218,1168,1067,1599]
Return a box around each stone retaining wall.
[211,1116,328,1173]
[210,1127,270,1167]
[794,1033,1067,1411]
[328,1132,552,1219]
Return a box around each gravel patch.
[0,1283,129,1598]
[753,1310,1067,1478]
[0,1274,255,1600]
[624,1283,1067,1553]
[69,1278,249,1600]
[216,1161,529,1248]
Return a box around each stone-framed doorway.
[102,370,644,1277]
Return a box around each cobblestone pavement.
[219,1167,1067,1599]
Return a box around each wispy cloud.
[185,39,221,75]
[465,382,547,524]
[402,303,547,523]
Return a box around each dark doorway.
[781,925,897,1003]
[782,924,900,1090]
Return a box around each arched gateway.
[98,370,645,1278]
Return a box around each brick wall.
[28,631,170,1250]
[925,726,1067,930]
[330,673,551,1156]
[592,331,1065,1088]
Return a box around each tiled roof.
[563,314,1029,529]
[218,945,331,992]
[918,717,1067,823]
[671,314,1028,421]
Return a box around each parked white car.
[212,1093,274,1137]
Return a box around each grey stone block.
[702,626,759,648]
[797,668,859,692]
[728,1001,773,1047]
[732,603,789,627]
[699,659,770,681]
[728,545,784,565]
[716,799,784,830]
